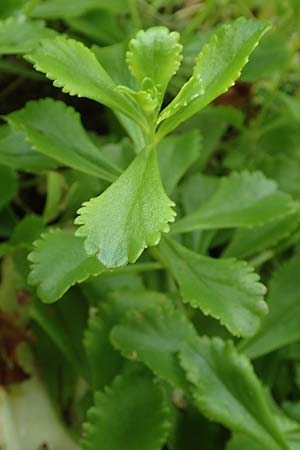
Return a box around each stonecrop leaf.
[81,370,171,450]
[25,36,146,128]
[157,130,201,195]
[172,171,297,234]
[30,0,129,19]
[111,303,197,390]
[180,337,289,450]
[0,165,17,211]
[0,125,57,172]
[157,18,271,138]
[85,290,168,390]
[0,17,56,55]
[75,146,176,268]
[28,229,105,303]
[6,98,120,182]
[223,213,300,259]
[240,256,300,359]
[126,27,182,104]
[159,237,267,337]
[112,302,288,450]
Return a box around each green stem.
[23,0,39,16]
[128,0,142,31]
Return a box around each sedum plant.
[2,4,300,450]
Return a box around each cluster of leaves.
[1,0,300,449]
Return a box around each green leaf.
[111,303,197,390]
[180,337,289,450]
[240,256,300,359]
[43,171,66,223]
[28,229,104,303]
[0,165,17,211]
[75,147,176,268]
[67,10,126,45]
[172,171,297,234]
[6,99,120,182]
[241,32,291,82]
[157,130,201,195]
[84,305,123,391]
[0,125,56,173]
[10,214,45,249]
[30,0,129,19]
[92,42,145,151]
[25,37,146,128]
[84,290,168,390]
[0,17,56,55]
[157,18,270,139]
[158,237,267,337]
[126,27,182,105]
[223,213,299,259]
[30,289,89,378]
[82,370,171,450]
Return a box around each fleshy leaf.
[84,290,168,390]
[111,303,197,390]
[0,125,57,172]
[157,130,201,195]
[0,17,56,55]
[172,171,297,234]
[75,147,176,268]
[180,337,289,450]
[240,256,300,359]
[25,36,146,128]
[6,99,120,182]
[223,213,299,259]
[126,27,182,104]
[81,370,171,450]
[0,165,17,211]
[159,237,267,337]
[157,18,270,138]
[28,229,105,303]
[30,0,129,19]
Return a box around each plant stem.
[128,0,142,31]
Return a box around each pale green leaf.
[157,18,270,139]
[28,229,104,303]
[157,130,201,195]
[180,337,289,450]
[6,98,121,182]
[240,256,300,359]
[172,171,297,234]
[159,237,267,337]
[75,146,176,268]
[111,303,197,390]
[126,27,182,104]
[25,37,146,128]
[81,370,171,450]
[0,125,57,173]
[0,17,56,55]
[0,165,17,210]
